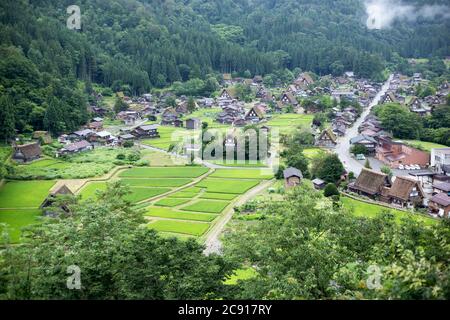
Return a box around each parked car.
[405,165,411,170]
[398,164,404,170]
[356,154,366,161]
[414,164,421,170]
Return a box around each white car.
[404,165,411,170]
[414,165,421,170]
[398,164,404,170]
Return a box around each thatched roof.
[388,176,423,201]
[318,129,337,144]
[14,142,42,160]
[352,168,389,195]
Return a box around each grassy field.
[79,182,170,203]
[120,178,192,187]
[196,178,260,194]
[209,169,273,180]
[12,148,141,179]
[0,209,42,243]
[180,200,230,213]
[154,198,191,207]
[145,207,217,222]
[266,114,314,133]
[341,197,437,226]
[119,167,209,178]
[401,140,448,152]
[140,149,188,166]
[184,108,229,129]
[0,180,55,208]
[199,193,238,200]
[141,126,188,151]
[148,220,210,236]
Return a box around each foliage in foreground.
[224,184,450,300]
[0,182,233,299]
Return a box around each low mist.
[365,0,450,29]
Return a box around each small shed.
[283,167,303,189]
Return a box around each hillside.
[0,0,449,136]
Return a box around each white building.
[431,148,450,175]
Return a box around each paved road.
[335,75,393,176]
[203,179,275,255]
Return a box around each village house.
[70,129,95,142]
[312,178,327,190]
[12,142,42,163]
[131,125,160,139]
[280,92,299,107]
[91,131,116,145]
[315,129,337,148]
[375,137,430,168]
[117,111,140,126]
[87,121,103,131]
[379,92,397,105]
[350,135,378,155]
[383,176,425,208]
[90,106,108,117]
[118,133,135,145]
[161,108,183,127]
[348,168,391,199]
[253,75,263,84]
[186,118,201,130]
[294,73,314,89]
[57,140,93,156]
[432,182,450,196]
[283,167,303,189]
[407,96,431,116]
[232,118,247,127]
[332,124,346,137]
[197,98,215,108]
[428,193,450,218]
[40,184,74,216]
[32,131,52,145]
[245,106,266,123]
[219,88,237,100]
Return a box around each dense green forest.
[0,0,449,136]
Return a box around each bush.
[116,153,126,160]
[275,165,285,180]
[127,152,141,162]
[324,183,339,197]
[123,141,134,148]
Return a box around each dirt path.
[203,179,275,255]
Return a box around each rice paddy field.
[0,180,56,243]
[119,167,208,178]
[209,169,274,180]
[144,168,271,239]
[195,178,261,194]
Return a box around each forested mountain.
[0,0,449,134]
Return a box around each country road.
[335,74,393,176]
[203,179,275,255]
